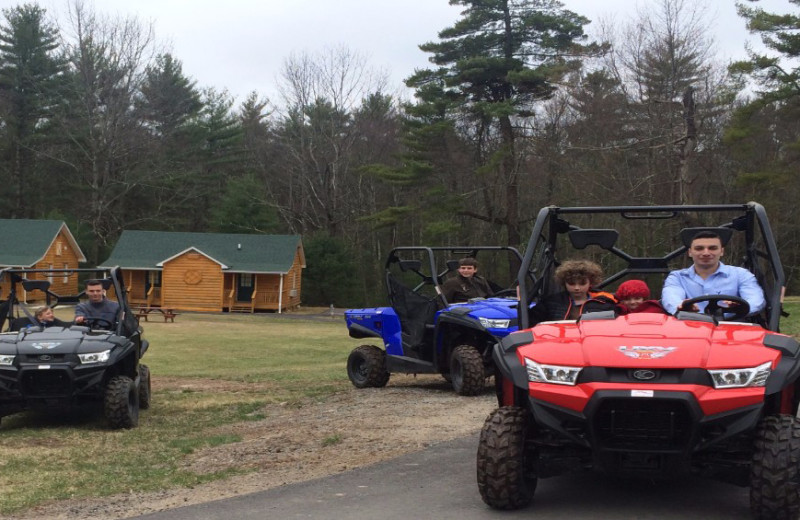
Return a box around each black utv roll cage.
[516,203,785,331]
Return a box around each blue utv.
[345,246,523,396]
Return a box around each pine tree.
[731,0,800,102]
[137,54,202,137]
[725,1,800,290]
[0,4,65,217]
[405,0,603,246]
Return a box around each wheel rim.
[451,356,463,388]
[351,356,368,383]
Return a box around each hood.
[0,328,122,355]
[520,313,778,370]
[448,297,518,320]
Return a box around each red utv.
[477,203,799,519]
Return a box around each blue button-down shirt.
[661,262,766,315]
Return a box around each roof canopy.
[0,220,86,267]
[100,231,304,274]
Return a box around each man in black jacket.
[442,257,493,303]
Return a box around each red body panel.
[518,315,785,416]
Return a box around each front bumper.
[0,361,108,406]
[529,388,763,476]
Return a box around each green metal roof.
[99,231,304,274]
[0,219,86,267]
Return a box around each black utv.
[0,267,150,429]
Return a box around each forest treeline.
[1,0,799,306]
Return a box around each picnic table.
[135,307,179,323]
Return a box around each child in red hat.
[616,280,666,314]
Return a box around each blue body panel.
[345,307,404,355]
[441,297,519,335]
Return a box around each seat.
[387,276,438,355]
[8,317,34,332]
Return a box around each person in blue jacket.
[661,231,765,316]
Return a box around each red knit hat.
[616,280,650,300]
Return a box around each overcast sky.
[13,0,799,105]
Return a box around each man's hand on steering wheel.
[75,316,115,329]
[677,295,751,321]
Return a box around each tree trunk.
[678,83,697,205]
[499,115,520,248]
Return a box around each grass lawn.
[0,312,356,515]
[780,297,800,337]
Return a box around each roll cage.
[384,246,523,350]
[0,266,138,336]
[516,203,785,331]
[385,246,523,306]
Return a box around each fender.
[493,330,532,391]
[763,335,800,397]
[434,309,491,368]
[348,322,382,339]
[435,307,486,335]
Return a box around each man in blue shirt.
[662,231,765,316]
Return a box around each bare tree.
[272,46,393,238]
[598,0,726,205]
[56,0,161,261]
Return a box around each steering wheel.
[492,287,518,298]
[678,295,751,321]
[82,318,115,330]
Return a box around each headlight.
[525,358,582,386]
[708,361,772,389]
[78,350,111,364]
[479,317,510,329]
[0,354,14,366]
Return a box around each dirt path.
[12,376,497,520]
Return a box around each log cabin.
[0,220,87,302]
[100,231,305,313]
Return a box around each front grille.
[594,398,691,451]
[22,354,68,363]
[20,370,71,396]
[580,367,712,386]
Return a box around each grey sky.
[13,0,798,104]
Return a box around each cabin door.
[236,274,253,302]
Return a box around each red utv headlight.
[708,361,772,389]
[525,358,582,386]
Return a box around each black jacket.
[442,274,493,303]
[530,290,617,323]
[9,316,70,331]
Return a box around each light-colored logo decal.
[31,342,61,350]
[619,346,677,360]
[633,369,657,380]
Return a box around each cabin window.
[55,240,63,256]
[63,263,69,284]
[240,274,253,287]
[48,264,54,284]
[148,271,162,287]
